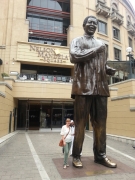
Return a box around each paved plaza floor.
[0,131,135,180]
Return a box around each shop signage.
[30,45,69,63]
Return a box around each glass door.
[52,108,63,128]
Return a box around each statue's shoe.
[72,158,83,168]
[94,157,117,168]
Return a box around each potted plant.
[1,73,9,78]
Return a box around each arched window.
[27,0,70,12]
[127,15,131,25]
[112,3,118,12]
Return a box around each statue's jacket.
[70,35,112,98]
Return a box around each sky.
[129,0,135,10]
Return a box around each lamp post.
[126,47,133,79]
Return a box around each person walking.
[60,118,72,169]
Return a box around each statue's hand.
[96,45,105,53]
[106,67,116,76]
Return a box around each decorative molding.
[15,80,72,86]
[0,91,5,98]
[3,77,15,82]
[109,79,135,87]
[126,10,132,23]
[97,32,108,38]
[111,94,135,101]
[111,0,119,8]
[0,82,12,90]
[109,87,118,91]
[0,46,6,49]
[86,130,135,145]
[106,133,135,145]
[130,107,135,111]
[97,37,109,44]
[113,43,122,50]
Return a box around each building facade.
[0,0,135,137]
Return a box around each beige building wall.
[89,80,135,138]
[0,81,17,138]
[13,81,73,100]
[0,0,28,76]
[107,80,135,138]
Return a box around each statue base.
[53,156,134,179]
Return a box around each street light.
[126,47,133,79]
[126,47,132,54]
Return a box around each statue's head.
[83,16,98,36]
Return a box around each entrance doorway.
[17,100,74,130]
[52,108,62,128]
[29,105,40,130]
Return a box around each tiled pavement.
[0,131,135,180]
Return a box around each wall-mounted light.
[12,58,16,65]
[0,45,6,49]
[10,71,18,76]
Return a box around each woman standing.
[60,118,72,169]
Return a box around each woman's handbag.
[59,127,70,147]
[59,139,64,147]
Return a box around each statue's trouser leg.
[72,95,92,158]
[72,95,107,160]
[90,96,107,160]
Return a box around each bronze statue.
[70,16,117,168]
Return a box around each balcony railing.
[18,74,72,83]
[111,11,123,25]
[107,60,135,84]
[127,23,135,36]
[96,2,110,17]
